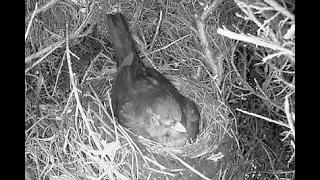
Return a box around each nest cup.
[82,69,233,160]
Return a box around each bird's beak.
[172,122,186,132]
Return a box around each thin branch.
[25,40,65,73]
[149,10,163,52]
[150,34,191,54]
[264,0,294,21]
[236,108,290,129]
[196,0,224,79]
[200,0,224,21]
[25,3,38,41]
[217,27,295,58]
[25,0,59,24]
[25,26,93,72]
[284,94,295,140]
[168,151,211,180]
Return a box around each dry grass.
[25,0,294,179]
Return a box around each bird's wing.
[182,97,200,140]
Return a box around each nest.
[25,0,295,179]
[84,68,233,154]
[75,57,234,179]
[25,52,234,180]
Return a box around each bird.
[106,13,200,147]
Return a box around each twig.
[217,27,295,58]
[36,72,44,117]
[200,0,224,21]
[25,40,64,64]
[167,151,211,180]
[196,0,224,79]
[52,52,66,96]
[259,141,280,180]
[234,0,279,44]
[149,10,163,52]
[64,23,99,147]
[264,0,294,21]
[150,34,191,54]
[25,3,95,66]
[196,19,217,75]
[25,114,51,135]
[25,40,65,73]
[236,108,290,129]
[25,0,59,23]
[25,3,38,41]
[229,43,284,111]
[284,94,295,140]
[25,26,93,72]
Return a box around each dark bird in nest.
[106,13,200,147]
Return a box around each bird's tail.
[106,13,139,67]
